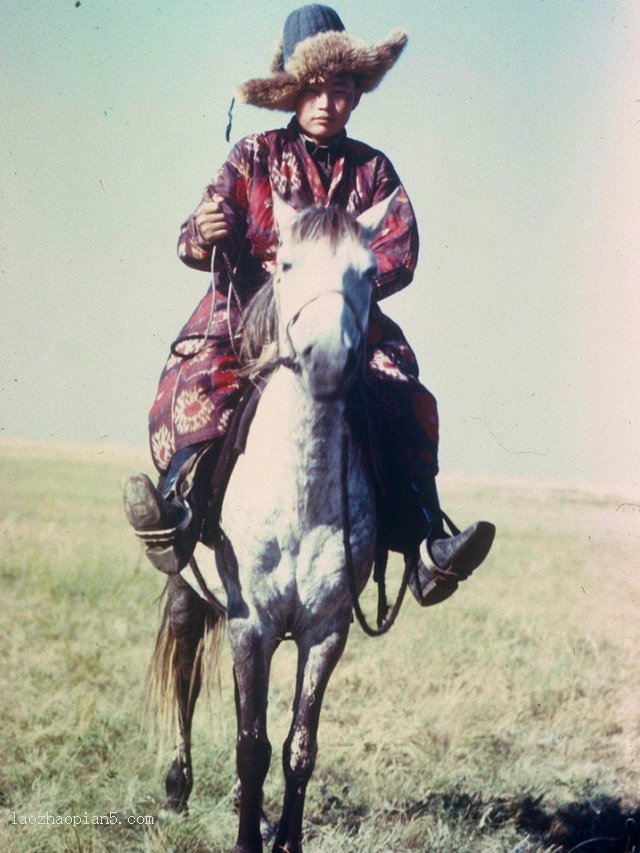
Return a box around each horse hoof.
[164,757,192,810]
[161,798,188,814]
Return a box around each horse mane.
[291,204,365,246]
[237,206,365,378]
[237,280,278,378]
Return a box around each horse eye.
[281,261,292,273]
[365,266,376,280]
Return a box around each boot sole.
[123,473,164,531]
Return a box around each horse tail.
[145,580,225,749]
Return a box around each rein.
[189,554,227,617]
[173,253,410,633]
[280,287,410,636]
[340,432,412,637]
[170,245,241,361]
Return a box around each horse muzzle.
[299,341,360,402]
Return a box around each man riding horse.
[124,3,495,605]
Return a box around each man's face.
[295,73,361,143]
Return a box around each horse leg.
[273,625,349,853]
[232,778,277,843]
[230,625,277,853]
[161,574,213,811]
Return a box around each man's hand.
[195,200,231,244]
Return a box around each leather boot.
[123,473,198,575]
[409,520,496,606]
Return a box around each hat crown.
[283,4,345,66]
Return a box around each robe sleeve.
[176,138,253,273]
[369,154,420,301]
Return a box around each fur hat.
[237,4,408,112]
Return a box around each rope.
[340,432,411,637]
[188,553,227,618]
[170,245,242,361]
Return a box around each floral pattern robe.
[148,120,439,483]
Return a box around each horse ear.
[356,187,401,237]
[271,194,299,238]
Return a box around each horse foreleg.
[232,778,277,843]
[273,625,348,853]
[230,625,277,853]
[162,575,212,811]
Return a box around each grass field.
[0,437,638,853]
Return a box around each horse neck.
[268,368,346,491]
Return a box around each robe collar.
[288,118,347,201]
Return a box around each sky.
[2,0,639,494]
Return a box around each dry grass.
[0,439,638,852]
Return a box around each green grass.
[0,439,638,852]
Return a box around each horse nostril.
[301,344,313,362]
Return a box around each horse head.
[272,190,399,401]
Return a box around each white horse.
[151,191,397,853]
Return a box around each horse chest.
[227,504,351,598]
[218,365,376,625]
[224,458,373,616]
[224,379,345,530]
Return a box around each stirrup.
[124,471,196,575]
[132,503,193,549]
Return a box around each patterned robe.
[148,120,439,483]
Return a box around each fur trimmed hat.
[237,4,408,112]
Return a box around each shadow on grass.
[414,792,640,852]
[310,789,640,852]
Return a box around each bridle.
[277,286,368,376]
[276,279,412,636]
